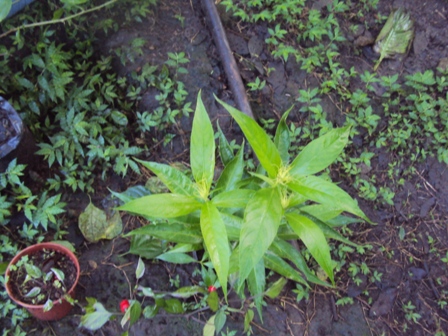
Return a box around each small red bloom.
[207,285,216,293]
[119,299,130,313]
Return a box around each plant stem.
[0,0,119,39]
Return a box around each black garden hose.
[201,0,255,120]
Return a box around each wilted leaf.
[373,8,414,71]
[78,202,122,243]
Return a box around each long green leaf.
[288,176,369,222]
[0,0,12,23]
[270,238,330,287]
[220,213,243,241]
[135,159,198,197]
[238,187,283,288]
[191,92,215,197]
[118,194,202,219]
[216,144,245,193]
[263,250,308,286]
[212,189,255,208]
[289,126,350,177]
[156,252,197,264]
[124,222,203,244]
[217,97,281,178]
[247,259,265,321]
[200,202,230,297]
[217,121,234,166]
[300,204,342,222]
[285,213,334,284]
[274,106,293,164]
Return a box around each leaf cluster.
[119,93,368,324]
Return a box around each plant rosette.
[5,242,80,321]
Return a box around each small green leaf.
[43,298,54,312]
[163,299,185,314]
[274,106,293,164]
[286,213,334,284]
[135,258,145,280]
[207,290,219,312]
[215,309,227,335]
[170,286,206,298]
[25,263,42,279]
[51,268,65,282]
[143,305,159,318]
[203,314,216,336]
[217,121,234,165]
[24,287,41,298]
[80,299,114,331]
[191,92,215,197]
[264,277,288,299]
[244,309,254,333]
[156,252,196,264]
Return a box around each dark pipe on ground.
[201,0,255,120]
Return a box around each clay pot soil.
[5,242,80,321]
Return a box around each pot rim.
[5,242,80,309]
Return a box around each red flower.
[120,299,130,313]
[207,285,216,293]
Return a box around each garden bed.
[1,0,448,335]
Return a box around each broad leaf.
[78,202,122,242]
[125,222,203,244]
[289,126,350,177]
[118,194,202,219]
[217,97,282,178]
[247,259,265,320]
[200,202,230,297]
[238,187,283,288]
[212,189,255,208]
[191,92,215,197]
[136,159,198,197]
[285,213,334,284]
[216,144,244,193]
[274,106,293,164]
[80,300,113,331]
[288,176,369,222]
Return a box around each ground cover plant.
[0,0,447,334]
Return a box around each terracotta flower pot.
[5,242,80,321]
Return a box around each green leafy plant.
[117,93,368,321]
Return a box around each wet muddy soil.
[7,0,448,335]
